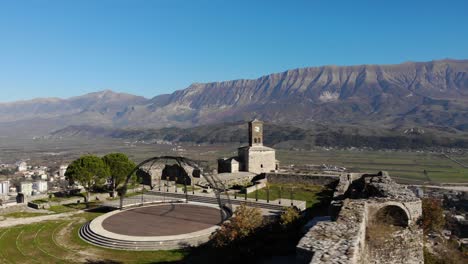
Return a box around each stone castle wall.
[297,172,423,264]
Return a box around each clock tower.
[249,119,263,146]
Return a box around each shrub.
[279,206,300,227]
[422,198,445,234]
[211,203,263,247]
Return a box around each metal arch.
[118,156,232,219]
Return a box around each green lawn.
[0,211,186,263]
[246,183,324,208]
[47,201,102,214]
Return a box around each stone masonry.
[297,171,423,264]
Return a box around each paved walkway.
[0,210,82,228]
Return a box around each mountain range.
[1,59,468,147]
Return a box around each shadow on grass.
[302,181,336,218]
[84,206,115,213]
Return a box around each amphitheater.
[80,202,225,250]
[78,155,292,251]
[76,153,423,262]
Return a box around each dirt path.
[442,153,468,168]
[0,211,83,228]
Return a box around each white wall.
[19,183,33,196]
[0,181,9,196]
[33,181,48,193]
[247,148,276,174]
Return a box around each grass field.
[246,183,324,208]
[277,149,468,184]
[0,211,186,264]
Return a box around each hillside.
[1,59,468,140]
[125,59,468,129]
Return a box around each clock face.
[254,126,260,132]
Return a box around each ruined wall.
[297,200,367,263]
[137,162,165,188]
[297,172,423,264]
[138,162,203,188]
[362,201,423,264]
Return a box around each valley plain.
[1,136,466,185]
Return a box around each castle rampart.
[297,171,423,264]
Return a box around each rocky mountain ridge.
[1,59,468,137]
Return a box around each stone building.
[17,161,27,172]
[33,180,48,193]
[59,165,68,178]
[137,160,202,188]
[218,119,278,174]
[0,180,9,199]
[18,181,33,196]
[217,158,239,173]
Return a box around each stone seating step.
[80,226,155,246]
[79,222,179,250]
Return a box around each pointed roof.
[250,118,263,123]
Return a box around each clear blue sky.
[0,0,467,102]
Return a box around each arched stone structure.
[366,200,421,227]
[374,205,409,227]
[297,172,424,264]
[118,156,232,219]
[162,164,191,185]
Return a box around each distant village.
[409,185,468,249]
[0,161,69,204]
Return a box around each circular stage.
[79,203,224,251]
[103,203,222,236]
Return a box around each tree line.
[65,153,136,202]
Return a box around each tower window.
[254,138,258,143]
[261,164,263,168]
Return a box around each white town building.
[17,161,27,172]
[59,165,68,178]
[32,180,48,193]
[18,182,33,196]
[0,180,9,196]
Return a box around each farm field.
[277,149,468,184]
[0,136,466,185]
[0,211,185,264]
